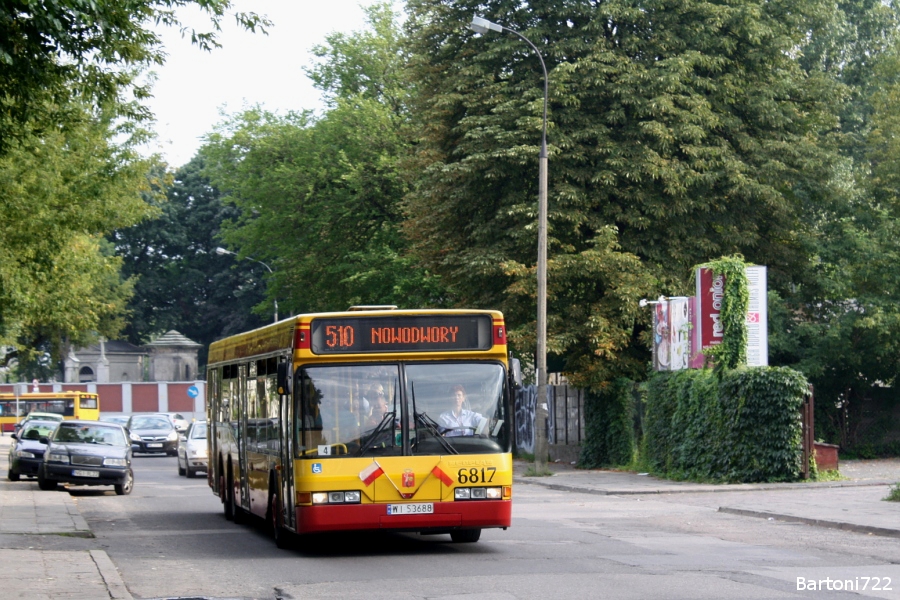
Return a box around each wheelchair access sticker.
[312,463,322,474]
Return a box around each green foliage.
[644,367,808,482]
[203,5,444,314]
[579,378,635,468]
[0,0,269,156]
[884,483,900,502]
[0,102,157,366]
[405,0,841,384]
[111,154,266,363]
[699,255,750,371]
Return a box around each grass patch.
[523,466,553,477]
[884,483,900,502]
[811,469,847,482]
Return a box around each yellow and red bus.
[206,307,515,547]
[0,392,101,432]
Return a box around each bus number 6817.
[457,466,496,484]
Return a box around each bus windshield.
[296,362,508,457]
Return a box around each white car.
[155,412,189,432]
[177,421,207,478]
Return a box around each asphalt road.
[6,453,899,599]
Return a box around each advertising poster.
[693,266,768,368]
[745,266,769,366]
[668,297,691,371]
[652,300,670,371]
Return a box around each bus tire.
[230,477,245,524]
[221,473,233,521]
[450,529,481,543]
[267,488,291,550]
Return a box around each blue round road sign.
[187,385,199,398]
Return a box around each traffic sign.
[187,385,199,398]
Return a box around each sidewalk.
[515,457,900,538]
[0,434,133,600]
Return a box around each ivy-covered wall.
[643,367,808,482]
[579,378,635,468]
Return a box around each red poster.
[694,268,726,361]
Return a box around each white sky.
[144,0,379,169]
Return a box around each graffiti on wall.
[514,385,556,453]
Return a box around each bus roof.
[207,308,506,366]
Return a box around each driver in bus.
[439,385,483,437]
[366,394,390,428]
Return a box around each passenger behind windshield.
[438,385,483,437]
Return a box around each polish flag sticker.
[359,462,385,487]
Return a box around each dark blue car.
[7,419,59,481]
[39,420,133,495]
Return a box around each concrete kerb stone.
[91,549,134,600]
[716,507,900,539]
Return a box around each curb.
[515,477,894,496]
[717,507,900,539]
[91,549,134,600]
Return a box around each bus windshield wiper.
[356,411,396,456]
[411,382,457,455]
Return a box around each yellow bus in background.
[0,392,100,432]
[206,307,515,548]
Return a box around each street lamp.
[215,247,279,323]
[469,16,550,471]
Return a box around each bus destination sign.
[310,315,493,354]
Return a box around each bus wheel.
[230,479,245,524]
[220,474,233,521]
[450,529,481,543]
[267,491,291,549]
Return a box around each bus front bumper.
[295,499,511,534]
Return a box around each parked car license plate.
[386,503,433,515]
[147,443,163,448]
[72,470,99,478]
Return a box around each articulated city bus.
[0,392,101,432]
[206,307,515,547]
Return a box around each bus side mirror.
[509,357,523,387]
[277,362,293,396]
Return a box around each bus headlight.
[312,490,361,504]
[455,487,503,500]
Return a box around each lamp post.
[215,247,279,323]
[469,16,550,471]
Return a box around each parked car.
[38,420,133,495]
[155,412,189,432]
[7,420,60,481]
[99,415,130,427]
[177,421,208,478]
[13,411,64,436]
[127,414,178,455]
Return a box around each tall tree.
[0,102,156,372]
[204,3,444,315]
[403,0,842,387]
[112,154,266,364]
[0,0,269,155]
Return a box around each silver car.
[177,421,207,478]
